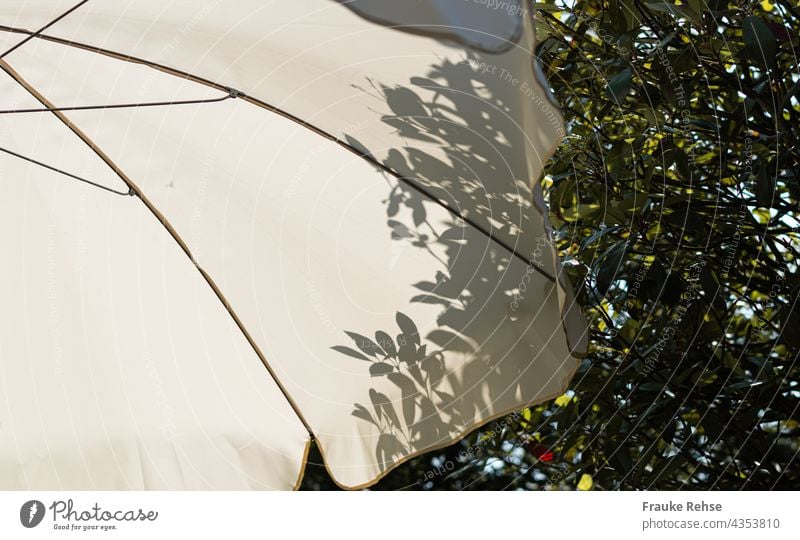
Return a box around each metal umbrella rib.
[0,1,586,490]
[0,57,318,441]
[0,23,556,284]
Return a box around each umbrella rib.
[0,24,557,284]
[0,0,90,59]
[0,90,237,114]
[0,145,134,196]
[0,58,317,441]
[0,86,237,191]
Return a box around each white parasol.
[0,0,587,489]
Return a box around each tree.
[302,0,800,490]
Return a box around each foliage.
[302,0,800,490]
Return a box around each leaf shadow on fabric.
[329,53,574,475]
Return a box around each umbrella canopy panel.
[0,70,309,489]
[1,0,587,354]
[0,0,588,489]
[0,0,79,53]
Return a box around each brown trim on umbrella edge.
[300,352,581,490]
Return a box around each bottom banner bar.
[0,491,796,539]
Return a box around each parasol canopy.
[0,0,587,489]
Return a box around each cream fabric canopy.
[0,0,588,490]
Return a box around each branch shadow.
[329,52,573,474]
